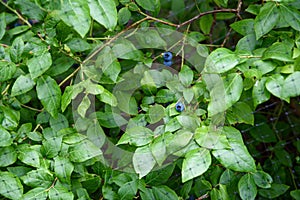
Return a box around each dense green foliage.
[0,0,300,199]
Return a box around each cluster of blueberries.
[163,51,173,67]
[162,52,184,112]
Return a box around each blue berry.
[163,52,172,61]
[163,60,172,67]
[175,102,184,112]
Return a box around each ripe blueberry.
[175,102,184,112]
[163,60,172,67]
[163,52,172,61]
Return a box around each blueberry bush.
[0,0,300,199]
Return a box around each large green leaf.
[18,147,41,168]
[22,187,48,200]
[262,42,293,62]
[0,171,23,200]
[223,73,243,109]
[15,0,45,20]
[133,145,156,178]
[21,169,53,188]
[68,139,102,162]
[0,61,17,82]
[212,127,256,172]
[230,19,255,36]
[88,0,117,30]
[252,77,271,108]
[37,76,61,118]
[147,104,165,124]
[226,102,254,125]
[54,157,74,184]
[182,148,211,182]
[238,174,257,200]
[136,0,160,12]
[49,184,74,200]
[265,74,289,102]
[204,48,240,73]
[179,65,194,87]
[280,4,300,31]
[152,186,178,200]
[254,2,279,39]
[10,37,24,63]
[11,74,35,97]
[59,0,91,37]
[283,71,300,98]
[252,171,273,189]
[27,52,52,79]
[0,106,20,130]
[258,183,289,199]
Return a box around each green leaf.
[252,171,273,189]
[118,180,138,200]
[0,13,5,40]
[145,164,175,185]
[0,106,20,130]
[54,156,74,183]
[37,76,61,118]
[18,147,41,168]
[179,65,194,87]
[230,19,255,36]
[274,149,292,167]
[266,74,289,102]
[251,60,276,75]
[98,89,118,106]
[96,112,127,128]
[49,184,74,200]
[118,7,131,25]
[200,14,213,35]
[147,104,165,124]
[135,29,167,49]
[258,183,289,199]
[283,71,300,98]
[212,127,256,172]
[166,130,193,154]
[291,190,300,200]
[252,77,271,108]
[46,56,75,77]
[118,126,154,146]
[112,39,144,61]
[238,174,257,200]
[11,74,35,97]
[133,145,156,178]
[226,102,254,125]
[27,52,52,79]
[182,148,211,182]
[66,38,91,52]
[0,61,17,82]
[59,0,91,37]
[254,2,279,39]
[77,95,91,118]
[0,171,23,200]
[88,0,117,30]
[69,139,102,162]
[223,73,243,109]
[152,186,178,200]
[22,187,48,200]
[0,146,17,167]
[140,188,155,200]
[204,48,240,73]
[21,169,53,188]
[15,0,45,20]
[194,126,230,150]
[136,0,159,12]
[280,5,300,31]
[262,42,293,62]
[150,132,170,166]
[115,91,138,115]
[10,37,24,63]
[0,125,13,147]
[42,136,62,158]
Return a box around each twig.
[0,1,32,28]
[21,104,43,112]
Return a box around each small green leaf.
[166,130,193,154]
[49,183,74,200]
[258,183,289,199]
[266,74,289,102]
[0,61,17,82]
[0,126,13,147]
[27,52,52,79]
[54,156,74,183]
[118,126,154,146]
[230,19,255,36]
[46,56,75,77]
[118,7,131,25]
[152,186,178,200]
[252,171,273,189]
[182,148,211,182]
[136,0,159,12]
[77,95,91,118]
[96,111,127,128]
[0,146,17,167]
[262,42,293,62]
[18,147,41,168]
[274,149,292,167]
[115,91,138,115]
[135,29,167,49]
[150,132,170,166]
[0,106,20,130]
[10,37,24,63]
[133,145,156,178]
[59,0,91,37]
[37,76,61,118]
[147,104,165,124]
[15,0,45,20]
[195,126,230,150]
[22,187,48,200]
[238,173,257,200]
[21,168,53,188]
[253,78,271,108]
[0,171,23,200]
[223,73,243,109]
[226,102,254,125]
[200,14,213,35]
[69,139,102,162]
[155,89,175,103]
[283,71,300,98]
[291,190,300,200]
[254,2,279,39]
[204,48,240,73]
[11,74,35,97]
[98,89,118,106]
[88,0,117,30]
[280,4,300,31]
[179,65,194,87]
